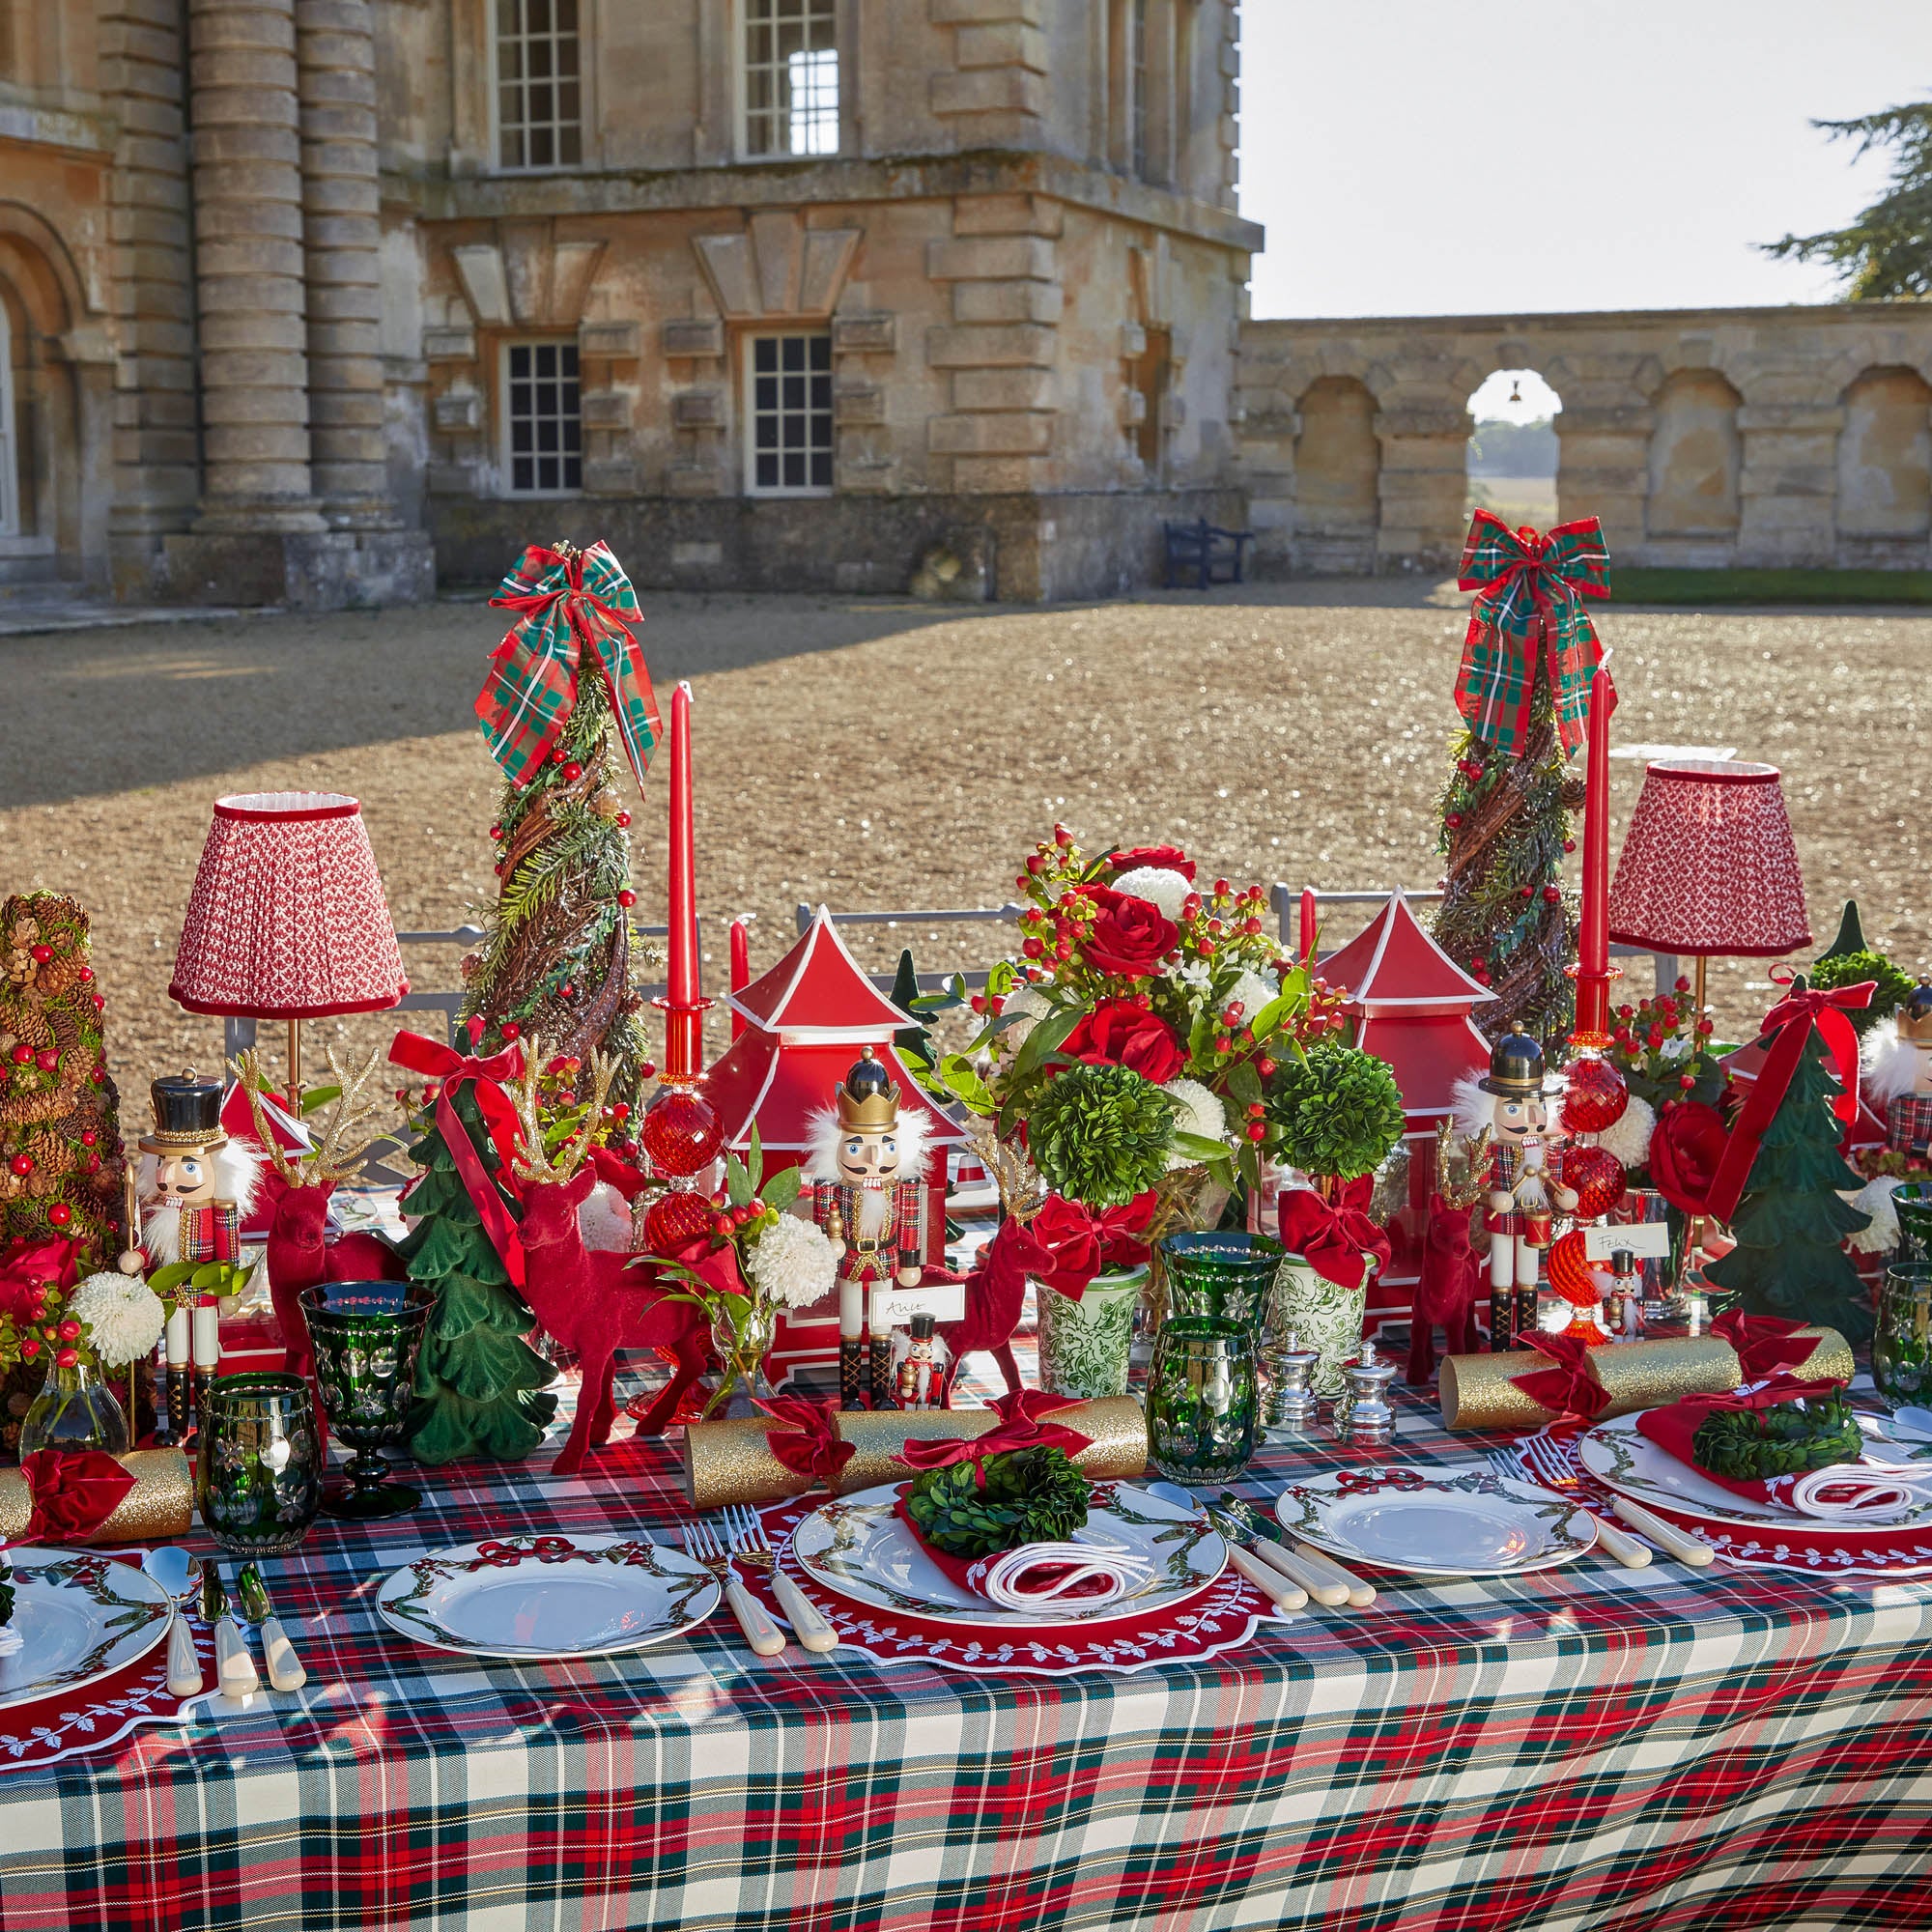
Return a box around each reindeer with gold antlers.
[1406,1119,1493,1383]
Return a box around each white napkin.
[972,1543,1153,1617]
[1778,1463,1932,1523]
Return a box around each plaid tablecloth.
[4,1347,1931,1932]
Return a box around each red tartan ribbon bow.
[1276,1176,1393,1291]
[1710,1309,1833,1384]
[1508,1329,1612,1423]
[1454,510,1612,760]
[390,1024,530,1289]
[3,1449,136,1548]
[1704,975,1874,1225]
[477,541,662,795]
[895,1388,1093,1482]
[467,1535,579,1571]
[757,1394,857,1487]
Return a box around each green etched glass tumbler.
[1892,1183,1932,1266]
[1874,1263,1932,1406]
[196,1371,323,1555]
[301,1280,436,1521]
[1145,1315,1259,1484]
[1158,1231,1284,1340]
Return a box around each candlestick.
[656,680,710,1079]
[1298,887,1318,964]
[1571,658,1616,1042]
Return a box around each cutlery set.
[146,1547,307,1701]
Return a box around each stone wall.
[1236,305,1932,574]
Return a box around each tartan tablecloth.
[4,1347,1931,1932]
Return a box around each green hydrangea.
[1026,1062,1177,1208]
[1265,1041,1406,1180]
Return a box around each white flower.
[1224,968,1280,1030]
[996,982,1050,1049]
[68,1271,166,1367]
[1595,1094,1656,1172]
[1660,1035,1692,1063]
[1167,958,1213,992]
[1110,867,1193,920]
[748,1212,838,1310]
[1161,1077,1228,1169]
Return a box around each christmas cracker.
[0,1447,194,1545]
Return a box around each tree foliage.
[1763,101,1932,299]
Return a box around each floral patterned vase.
[1037,1267,1144,1401]
[1270,1254,1368,1398]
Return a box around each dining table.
[4,1341,1931,1932]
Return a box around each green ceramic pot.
[1037,1267,1144,1401]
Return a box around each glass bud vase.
[1874,1263,1932,1406]
[1145,1315,1259,1484]
[1037,1266,1145,1401]
[18,1359,131,1460]
[705,1297,777,1419]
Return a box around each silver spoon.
[141,1546,204,1699]
[1889,1406,1932,1441]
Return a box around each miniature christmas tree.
[464,540,659,1106]
[1809,899,1914,1038]
[0,893,128,1270]
[401,1081,557,1463]
[1704,1023,1873,1345]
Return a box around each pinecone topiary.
[903,1444,1092,1559]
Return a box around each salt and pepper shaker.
[1263,1326,1321,1433]
[1332,1339,1399,1448]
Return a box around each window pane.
[555,0,576,26]
[528,0,549,30]
[529,124,553,167]
[558,124,581,165]
[512,420,532,452]
[499,39,522,77]
[753,339,777,374]
[505,340,582,497]
[497,0,519,33]
[514,456,533,490]
[509,347,529,378]
[538,456,557,490]
[755,416,778,449]
[781,336,804,371]
[498,124,524,168]
[810,451,833,486]
[536,419,557,452]
[563,455,582,489]
[757,453,778,488]
[560,345,578,376]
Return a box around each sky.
[1239,0,1932,322]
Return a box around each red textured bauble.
[1561,1053,1629,1132]
[28,945,51,964]
[559,981,576,1000]
[77,966,92,983]
[47,1205,71,1229]
[616,811,631,828]
[617,890,637,908]
[35,1049,57,1072]
[1562,1144,1627,1220]
[499,1021,521,1041]
[91,994,105,1013]
[80,1129,97,1147]
[1542,886,1561,905]
[562,761,584,783]
[1546,1229,1602,1308]
[10,1154,32,1177]
[643,1186,717,1253]
[639,1081,723,1180]
[1517,885,1533,900]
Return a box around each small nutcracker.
[897,1312,938,1410]
[1866,978,1932,1163]
[805,1048,931,1410]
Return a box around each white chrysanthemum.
[1161,1076,1228,1169]
[577,1179,635,1253]
[1110,867,1192,921]
[1224,968,1280,1029]
[1595,1093,1656,1173]
[749,1212,838,1310]
[997,982,1050,1049]
[68,1271,166,1367]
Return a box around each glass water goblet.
[300,1280,436,1521]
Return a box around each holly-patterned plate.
[0,1548,172,1711]
[1274,1464,1598,1577]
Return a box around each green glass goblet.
[1158,1231,1285,1340]
[1145,1314,1260,1484]
[300,1280,436,1521]
[1874,1263,1932,1407]
[196,1371,323,1555]
[1892,1183,1932,1267]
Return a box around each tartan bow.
[476,540,662,794]
[1454,510,1612,760]
[467,1535,580,1571]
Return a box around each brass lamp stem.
[287,1016,303,1120]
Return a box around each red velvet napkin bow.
[894,1388,1093,1484]
[1710,1309,1825,1383]
[1634,1374,1849,1503]
[757,1394,856,1486]
[1507,1329,1612,1423]
[1277,1176,1392,1291]
[4,1449,135,1548]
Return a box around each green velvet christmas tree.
[1704,1022,1873,1346]
[401,1081,556,1463]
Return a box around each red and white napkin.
[890,1492,1151,1613]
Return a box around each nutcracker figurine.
[805,1047,931,1409]
[1865,979,1932,1163]
[117,1069,262,1435]
[1454,1025,1578,1350]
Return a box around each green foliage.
[903,1444,1091,1559]
[1692,1391,1863,1482]
[1025,1063,1177,1208]
[1762,101,1932,299]
[1808,949,1915,1038]
[1611,568,1932,607]
[1264,1042,1406,1180]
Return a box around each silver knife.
[203,1562,259,1698]
[1214,1491,1378,1607]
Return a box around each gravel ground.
[0,580,1923,1094]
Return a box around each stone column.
[297,0,391,526]
[1374,407,1467,569]
[188,0,324,531]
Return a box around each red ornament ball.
[9,1154,31,1177]
[611,1102,631,1123]
[1561,1143,1627,1220]
[500,1021,522,1041]
[562,761,584,783]
[639,1082,723,1180]
[1562,1053,1630,1132]
[35,1049,58,1072]
[91,994,105,1013]
[1546,1229,1603,1309]
[616,811,631,829]
[9,1043,29,1065]
[1518,885,1534,900]
[28,945,51,964]
[559,981,576,1000]
[1542,886,1561,905]
[1445,813,1463,830]
[77,966,92,983]
[1563,839,1577,855]
[80,1129,97,1148]
[617,890,637,908]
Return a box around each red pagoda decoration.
[1319,892,1496,1341]
[705,906,964,1387]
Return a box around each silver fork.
[1489,1441,1652,1568]
[723,1504,839,1653]
[681,1520,787,1657]
[1520,1433,1714,1567]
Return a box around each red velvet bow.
[1704,976,1874,1224]
[390,1024,529,1288]
[757,1393,856,1486]
[466,1534,579,1570]
[1092,1191,1158,1272]
[1710,1309,1831,1384]
[5,1449,136,1547]
[895,1388,1093,1481]
[1276,1176,1393,1290]
[1507,1329,1612,1423]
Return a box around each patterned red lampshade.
[1607,760,1811,958]
[169,792,408,1018]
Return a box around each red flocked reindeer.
[233,1046,406,1384]
[1406,1119,1492,1384]
[508,1045,710,1474]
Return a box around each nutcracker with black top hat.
[804,1047,931,1410]
[1865,979,1932,1166]
[1453,1024,1578,1349]
[117,1069,261,1438]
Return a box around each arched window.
[1293,375,1379,570]
[1838,367,1932,544]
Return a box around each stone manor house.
[3,0,1931,606]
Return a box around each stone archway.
[1837,367,1932,563]
[1464,368,1560,534]
[1292,374,1379,571]
[1646,368,1743,560]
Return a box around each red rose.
[1061,999,1185,1084]
[1110,844,1196,882]
[1082,887,1179,980]
[1648,1099,1728,1217]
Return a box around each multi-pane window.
[497,0,582,170]
[746,333,833,495]
[1128,0,1150,178]
[743,0,839,158]
[504,342,582,495]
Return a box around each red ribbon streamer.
[895,1388,1094,1480]
[389,1027,530,1289]
[757,1394,856,1486]
[1507,1329,1613,1423]
[1703,976,1874,1225]
[4,1449,136,1548]
[1709,1309,1831,1383]
[1276,1176,1394,1291]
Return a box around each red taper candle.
[1571,659,1616,1040]
[1298,887,1318,964]
[659,680,707,1078]
[728,918,751,1042]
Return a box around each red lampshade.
[169,792,408,1018]
[1607,760,1810,958]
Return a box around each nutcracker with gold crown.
[117,1069,261,1437]
[804,1048,932,1409]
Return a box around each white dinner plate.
[1577,1411,1932,1532]
[789,1481,1226,1626]
[1273,1464,1598,1577]
[0,1548,171,1711]
[376,1533,720,1660]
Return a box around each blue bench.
[1163,517,1255,590]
